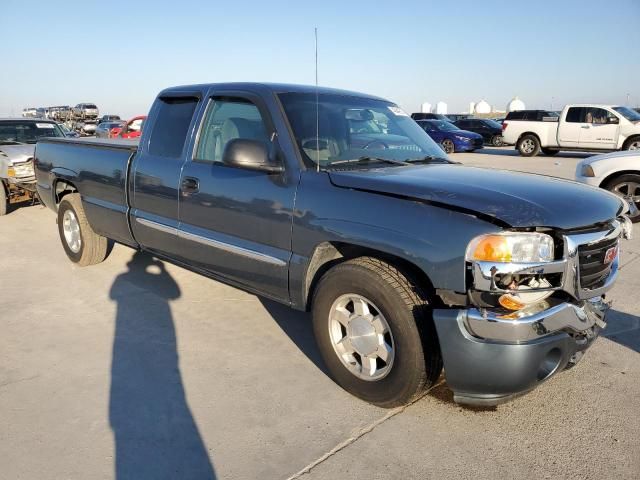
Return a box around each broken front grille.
[578,237,618,290]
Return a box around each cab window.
[195,98,269,163]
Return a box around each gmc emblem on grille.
[603,246,618,264]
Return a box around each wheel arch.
[303,241,436,311]
[517,131,541,144]
[599,170,640,188]
[622,135,640,150]
[53,178,78,205]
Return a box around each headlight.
[581,164,595,177]
[454,135,470,141]
[466,232,554,263]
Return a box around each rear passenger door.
[558,107,585,146]
[130,94,201,259]
[177,92,297,301]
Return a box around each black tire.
[603,174,640,223]
[441,139,455,154]
[491,135,504,147]
[517,134,541,157]
[623,137,640,151]
[312,257,442,408]
[0,182,7,216]
[541,148,559,156]
[57,193,109,266]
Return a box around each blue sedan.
[416,120,484,154]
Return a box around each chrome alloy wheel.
[441,139,454,154]
[628,140,640,150]
[62,209,82,253]
[612,181,640,219]
[521,138,535,154]
[328,294,395,381]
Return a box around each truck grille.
[578,237,618,290]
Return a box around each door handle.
[181,177,199,194]
[581,125,590,129]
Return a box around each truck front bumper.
[432,297,607,406]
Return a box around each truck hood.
[0,143,35,164]
[0,144,36,163]
[328,164,623,229]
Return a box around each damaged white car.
[0,119,66,215]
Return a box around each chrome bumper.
[464,297,608,342]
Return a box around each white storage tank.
[475,100,491,114]
[421,102,432,113]
[435,101,447,114]
[507,96,526,112]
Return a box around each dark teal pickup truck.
[34,83,632,407]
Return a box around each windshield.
[279,92,446,167]
[429,120,459,132]
[0,121,65,144]
[613,106,640,122]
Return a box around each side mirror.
[222,138,283,173]
[607,116,620,125]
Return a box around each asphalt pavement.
[1,147,638,479]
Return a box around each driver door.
[177,93,297,301]
[578,107,619,150]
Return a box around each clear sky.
[2,0,639,118]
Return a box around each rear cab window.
[148,97,199,158]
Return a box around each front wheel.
[517,134,541,157]
[623,137,640,151]
[604,174,640,223]
[57,193,109,265]
[441,139,455,154]
[312,257,442,407]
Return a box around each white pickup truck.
[502,105,640,157]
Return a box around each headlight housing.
[581,164,595,177]
[454,135,470,141]
[466,232,554,263]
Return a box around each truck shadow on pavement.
[259,298,330,376]
[108,251,216,480]
[603,309,640,353]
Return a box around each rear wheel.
[541,148,559,156]
[312,257,442,407]
[57,193,109,265]
[517,134,541,157]
[604,174,640,222]
[441,139,455,154]
[491,135,504,147]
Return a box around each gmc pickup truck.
[503,105,640,157]
[34,83,632,407]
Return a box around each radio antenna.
[315,27,320,173]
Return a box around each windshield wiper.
[328,156,409,168]
[405,155,451,164]
[0,140,25,146]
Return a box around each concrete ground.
[1,147,639,479]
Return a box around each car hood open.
[328,164,623,229]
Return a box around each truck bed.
[35,137,138,246]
